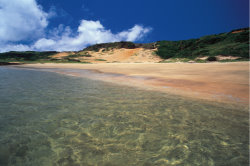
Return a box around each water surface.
[0,67,248,166]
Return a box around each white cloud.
[118,25,152,41]
[0,44,31,52]
[0,0,152,52]
[32,20,152,51]
[0,0,48,42]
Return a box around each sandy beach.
[18,62,249,105]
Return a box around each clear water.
[0,67,248,166]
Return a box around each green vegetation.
[67,53,92,58]
[95,59,106,61]
[0,62,23,65]
[156,28,249,60]
[83,42,156,52]
[0,51,92,64]
[0,51,58,61]
[83,41,137,52]
[159,58,198,63]
[102,47,113,52]
[0,51,93,64]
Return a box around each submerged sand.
[18,62,249,105]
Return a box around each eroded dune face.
[51,48,162,63]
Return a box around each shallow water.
[0,67,248,166]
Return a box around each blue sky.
[0,0,248,52]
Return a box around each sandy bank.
[17,62,249,105]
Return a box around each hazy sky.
[0,0,248,52]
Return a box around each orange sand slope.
[20,62,249,105]
[51,48,161,63]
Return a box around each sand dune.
[50,48,161,63]
[80,48,161,63]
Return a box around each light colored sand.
[231,30,245,34]
[19,62,249,105]
[51,52,72,58]
[84,48,161,63]
[51,48,161,63]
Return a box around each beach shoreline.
[13,62,249,106]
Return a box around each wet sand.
[17,62,249,105]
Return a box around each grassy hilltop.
[156,27,249,62]
[0,28,248,64]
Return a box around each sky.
[0,0,248,52]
